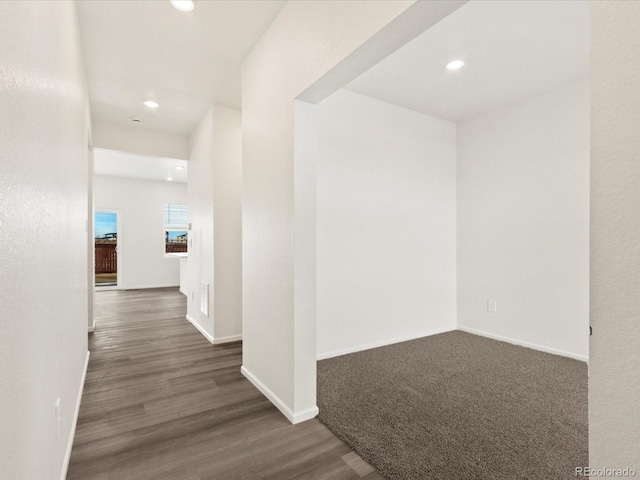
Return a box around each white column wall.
[187,106,242,343]
[212,107,243,341]
[187,108,215,339]
[241,0,425,423]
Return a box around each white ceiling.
[345,0,589,122]
[77,0,286,136]
[94,149,188,183]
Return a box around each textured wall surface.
[458,80,590,360]
[314,90,457,358]
[92,121,190,160]
[211,107,243,341]
[590,1,640,471]
[187,107,215,338]
[241,0,418,420]
[0,1,90,478]
[93,175,187,289]
[187,106,242,342]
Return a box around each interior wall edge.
[118,284,180,290]
[59,351,90,480]
[212,334,243,345]
[458,326,588,363]
[241,366,319,425]
[316,326,456,361]
[185,314,214,344]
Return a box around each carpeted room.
[309,1,589,479]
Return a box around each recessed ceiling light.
[446,60,465,71]
[170,0,194,12]
[130,116,142,123]
[166,176,174,182]
[175,166,185,170]
[144,100,159,109]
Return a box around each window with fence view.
[164,203,188,253]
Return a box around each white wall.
[457,80,590,360]
[93,175,187,289]
[187,105,242,343]
[242,0,465,424]
[88,147,95,331]
[313,90,457,358]
[92,121,190,160]
[212,107,243,341]
[0,2,90,478]
[242,0,415,424]
[590,0,640,470]
[187,108,215,338]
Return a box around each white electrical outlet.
[487,299,497,313]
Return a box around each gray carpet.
[317,331,588,480]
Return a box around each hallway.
[68,289,381,480]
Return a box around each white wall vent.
[200,283,209,317]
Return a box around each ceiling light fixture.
[175,166,185,170]
[446,60,465,71]
[144,100,159,109]
[166,176,174,182]
[130,116,142,123]
[170,0,194,12]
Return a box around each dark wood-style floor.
[67,288,384,480]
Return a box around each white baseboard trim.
[122,284,180,290]
[60,350,90,480]
[213,334,242,345]
[241,366,319,424]
[457,326,589,363]
[185,314,214,344]
[88,317,96,333]
[316,326,455,360]
[95,285,120,292]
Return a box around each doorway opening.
[304,0,589,478]
[94,211,118,287]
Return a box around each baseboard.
[241,366,319,424]
[94,285,120,292]
[316,326,455,360]
[213,334,242,345]
[121,284,180,290]
[457,326,589,362]
[185,314,214,344]
[60,350,90,480]
[88,317,95,333]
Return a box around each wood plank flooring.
[67,288,384,480]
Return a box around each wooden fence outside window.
[95,243,117,273]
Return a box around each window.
[164,203,188,253]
